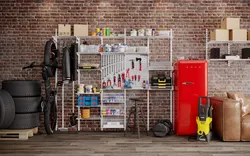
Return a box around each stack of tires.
[1,80,41,129]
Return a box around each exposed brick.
[0,0,250,132]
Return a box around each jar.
[102,109,106,115]
[106,108,110,115]
[104,44,112,52]
[119,45,126,52]
[146,29,152,36]
[138,29,145,36]
[112,44,119,52]
[85,85,93,93]
[77,84,84,93]
[79,44,86,52]
[115,109,120,115]
[130,29,137,36]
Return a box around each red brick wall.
[0,0,250,131]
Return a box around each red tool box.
[173,60,208,135]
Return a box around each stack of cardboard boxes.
[210,18,250,41]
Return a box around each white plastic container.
[146,29,152,36]
[158,30,170,37]
[126,46,136,53]
[79,44,86,52]
[119,45,126,52]
[130,29,137,36]
[138,29,145,36]
[136,46,149,53]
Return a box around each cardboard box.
[248,30,250,40]
[74,24,88,36]
[221,18,240,29]
[58,24,71,36]
[229,29,247,41]
[210,29,229,41]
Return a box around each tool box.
[151,75,172,88]
[78,96,99,106]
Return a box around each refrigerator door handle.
[182,82,194,85]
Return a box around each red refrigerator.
[174,60,208,135]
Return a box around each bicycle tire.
[44,39,57,66]
[44,100,57,135]
[44,39,58,77]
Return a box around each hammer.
[136,57,142,71]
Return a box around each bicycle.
[23,39,61,135]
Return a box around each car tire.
[13,96,42,113]
[2,80,41,97]
[0,90,15,129]
[9,113,40,129]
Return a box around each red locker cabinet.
[173,60,208,135]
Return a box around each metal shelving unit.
[205,29,250,66]
[71,29,173,131]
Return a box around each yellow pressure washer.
[196,96,212,142]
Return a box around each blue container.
[78,96,84,106]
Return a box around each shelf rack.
[205,29,250,66]
[53,29,173,131]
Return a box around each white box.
[225,55,240,60]
[136,46,149,53]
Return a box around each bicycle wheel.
[44,39,58,77]
[44,100,57,135]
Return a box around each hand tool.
[102,81,106,88]
[132,75,134,81]
[122,73,125,83]
[136,58,142,71]
[107,79,112,86]
[118,74,121,87]
[138,75,141,82]
[113,75,116,85]
[135,75,137,81]
[126,68,130,79]
[129,59,135,69]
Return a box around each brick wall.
[0,0,250,131]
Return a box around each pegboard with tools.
[125,54,149,89]
[101,53,149,90]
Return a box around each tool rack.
[52,29,173,131]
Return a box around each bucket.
[81,108,90,118]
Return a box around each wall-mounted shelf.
[76,92,100,95]
[77,52,101,55]
[103,102,124,104]
[76,105,100,108]
[209,59,250,61]
[77,69,101,71]
[102,115,124,117]
[205,29,250,66]
[77,115,101,120]
[207,41,250,44]
[76,29,174,131]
